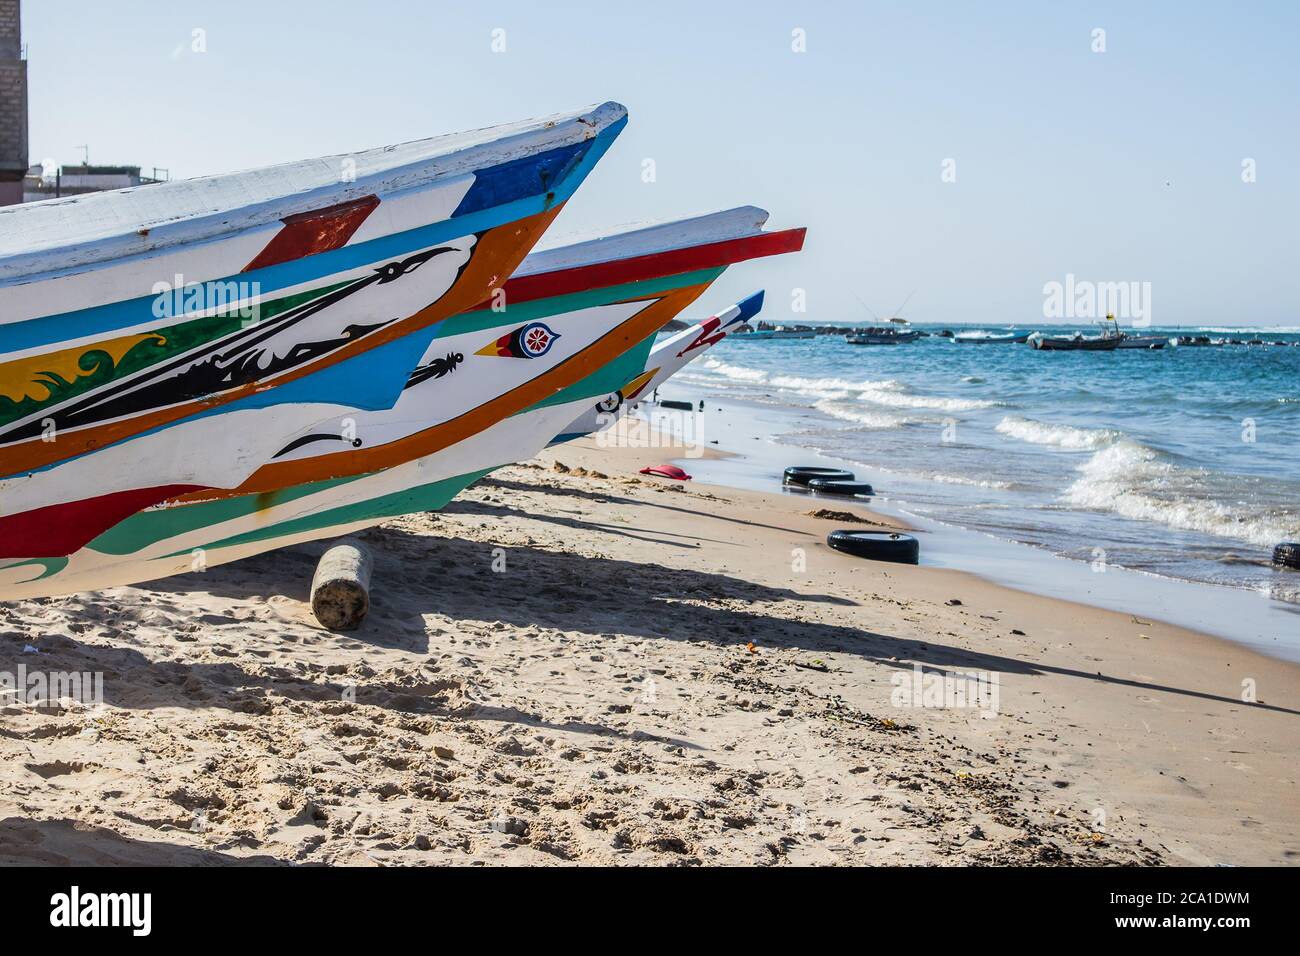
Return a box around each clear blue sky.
[22,0,1300,326]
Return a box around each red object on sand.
[639,464,692,481]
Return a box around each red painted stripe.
[497,227,807,306]
[242,195,381,273]
[0,484,202,559]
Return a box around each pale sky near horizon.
[19,1,1300,327]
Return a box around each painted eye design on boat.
[373,245,464,284]
[522,324,555,357]
[476,321,561,359]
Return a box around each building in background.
[1,2,168,206]
[0,0,27,206]
[22,163,167,201]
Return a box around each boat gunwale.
[0,102,628,287]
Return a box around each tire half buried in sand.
[827,530,919,565]
[807,478,874,496]
[784,466,854,487]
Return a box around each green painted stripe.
[171,467,495,558]
[89,470,370,555]
[0,555,69,582]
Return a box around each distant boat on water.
[953,330,1032,344]
[737,325,816,341]
[1028,315,1124,351]
[840,289,923,345]
[1116,334,1169,349]
[1028,331,1121,351]
[845,328,921,345]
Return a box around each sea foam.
[1065,441,1300,547]
[996,415,1122,450]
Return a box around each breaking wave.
[1065,441,1300,547]
[812,399,935,430]
[853,380,998,412]
[996,415,1123,450]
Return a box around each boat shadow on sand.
[473,475,819,540]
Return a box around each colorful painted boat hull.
[0,104,627,556]
[0,210,806,599]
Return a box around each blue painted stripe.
[732,289,765,324]
[5,124,624,355]
[453,141,590,217]
[200,322,441,415]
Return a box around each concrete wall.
[0,0,27,191]
[0,0,19,57]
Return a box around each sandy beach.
[1,431,1296,867]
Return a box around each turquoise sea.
[670,324,1300,610]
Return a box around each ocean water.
[670,324,1300,607]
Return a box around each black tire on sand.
[827,530,919,565]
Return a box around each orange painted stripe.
[0,206,564,480]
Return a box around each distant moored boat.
[737,325,816,341]
[1028,315,1124,351]
[1116,334,1170,349]
[845,328,920,345]
[953,330,1032,344]
[1028,331,1121,351]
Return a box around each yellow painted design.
[0,333,166,404]
[621,367,660,401]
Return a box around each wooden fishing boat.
[554,290,765,441]
[1115,334,1169,349]
[0,209,805,598]
[0,103,627,558]
[952,330,1032,344]
[736,325,814,341]
[1029,315,1125,351]
[1027,331,1121,351]
[845,329,920,345]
